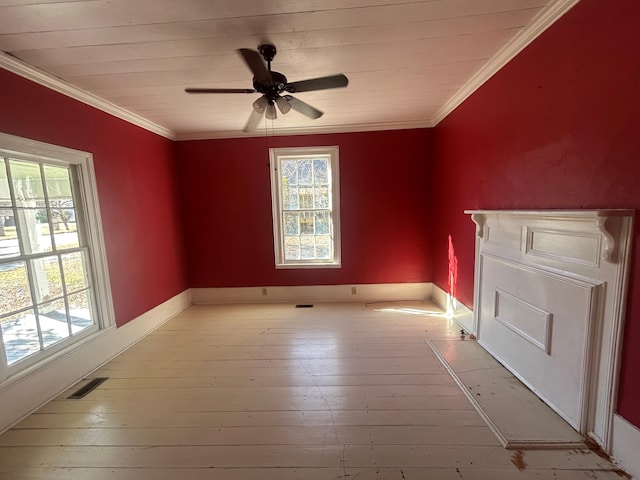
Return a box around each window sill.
[275,262,342,269]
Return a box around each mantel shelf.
[465,209,634,262]
[464,209,634,218]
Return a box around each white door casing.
[465,210,634,450]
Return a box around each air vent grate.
[68,377,108,399]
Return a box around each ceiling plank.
[0,0,548,35]
[19,9,540,77]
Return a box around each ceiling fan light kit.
[275,96,291,114]
[185,44,349,131]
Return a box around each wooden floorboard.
[0,302,627,479]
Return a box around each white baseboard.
[430,284,450,313]
[611,413,640,479]
[431,284,475,334]
[0,289,191,434]
[191,282,433,304]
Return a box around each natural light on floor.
[373,307,450,318]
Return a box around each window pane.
[10,160,45,205]
[44,165,73,207]
[283,185,299,210]
[298,159,313,185]
[314,186,329,209]
[62,251,89,294]
[315,236,331,259]
[35,208,52,247]
[313,158,328,184]
[314,211,331,235]
[284,236,300,260]
[29,256,63,305]
[52,208,79,250]
[281,160,298,185]
[44,165,78,249]
[68,290,94,333]
[0,159,16,261]
[300,236,315,259]
[1,309,40,365]
[284,212,299,235]
[16,207,52,254]
[41,255,64,301]
[299,212,314,234]
[0,160,13,240]
[299,187,313,209]
[39,299,70,348]
[0,261,33,315]
[0,158,11,201]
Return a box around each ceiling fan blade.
[238,48,273,85]
[185,88,256,94]
[285,74,348,93]
[283,95,323,119]
[243,109,264,132]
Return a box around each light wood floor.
[0,302,626,479]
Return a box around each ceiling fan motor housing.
[253,71,287,102]
[254,44,287,103]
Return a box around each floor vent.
[295,304,314,308]
[68,377,108,399]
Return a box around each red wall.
[0,69,188,326]
[176,129,433,287]
[432,0,640,426]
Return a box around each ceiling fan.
[185,44,349,131]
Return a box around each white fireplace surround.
[465,209,634,452]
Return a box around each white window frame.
[0,132,115,384]
[269,146,341,269]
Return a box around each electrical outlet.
[351,286,357,295]
[262,288,267,296]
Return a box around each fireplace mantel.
[466,209,633,263]
[465,209,634,451]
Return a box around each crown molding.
[174,119,433,141]
[430,0,580,126]
[0,52,175,140]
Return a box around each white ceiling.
[0,0,577,140]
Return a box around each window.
[0,133,113,379]
[270,146,341,268]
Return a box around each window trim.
[269,146,341,269]
[0,132,115,383]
